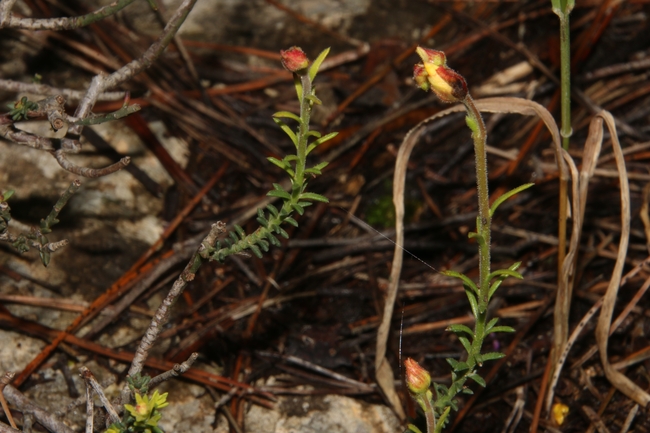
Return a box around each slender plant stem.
[463,97,491,300]
[294,74,312,198]
[558,14,572,151]
[423,395,437,433]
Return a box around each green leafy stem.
[407,47,535,433]
[204,48,336,263]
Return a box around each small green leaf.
[306,130,322,139]
[306,94,322,105]
[267,157,289,170]
[266,232,281,247]
[267,189,291,200]
[293,74,303,103]
[300,192,329,203]
[2,190,14,200]
[485,317,499,332]
[292,203,305,215]
[488,268,523,282]
[461,387,474,395]
[273,111,302,123]
[442,270,478,294]
[273,118,298,147]
[406,424,424,433]
[234,225,246,239]
[309,132,338,149]
[258,240,269,251]
[490,325,515,333]
[447,324,474,336]
[468,373,486,387]
[266,204,279,217]
[308,47,330,81]
[283,155,299,163]
[276,226,289,239]
[446,358,469,372]
[458,336,472,354]
[490,183,534,217]
[284,217,298,227]
[249,244,262,258]
[465,288,479,318]
[479,352,505,362]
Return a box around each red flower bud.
[404,358,431,394]
[280,46,310,74]
[415,46,468,103]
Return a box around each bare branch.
[72,0,198,123]
[148,353,199,388]
[79,367,120,425]
[121,222,226,404]
[3,385,75,433]
[0,79,125,101]
[0,373,16,429]
[0,0,137,31]
[0,124,55,151]
[53,150,130,178]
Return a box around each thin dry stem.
[121,222,226,405]
[80,366,120,424]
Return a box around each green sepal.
[308,47,330,82]
[489,183,534,217]
[300,192,329,203]
[441,269,478,294]
[447,324,473,337]
[273,111,302,123]
[273,118,298,147]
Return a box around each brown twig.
[3,385,74,433]
[148,353,199,388]
[79,366,120,424]
[0,373,16,429]
[121,222,226,404]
